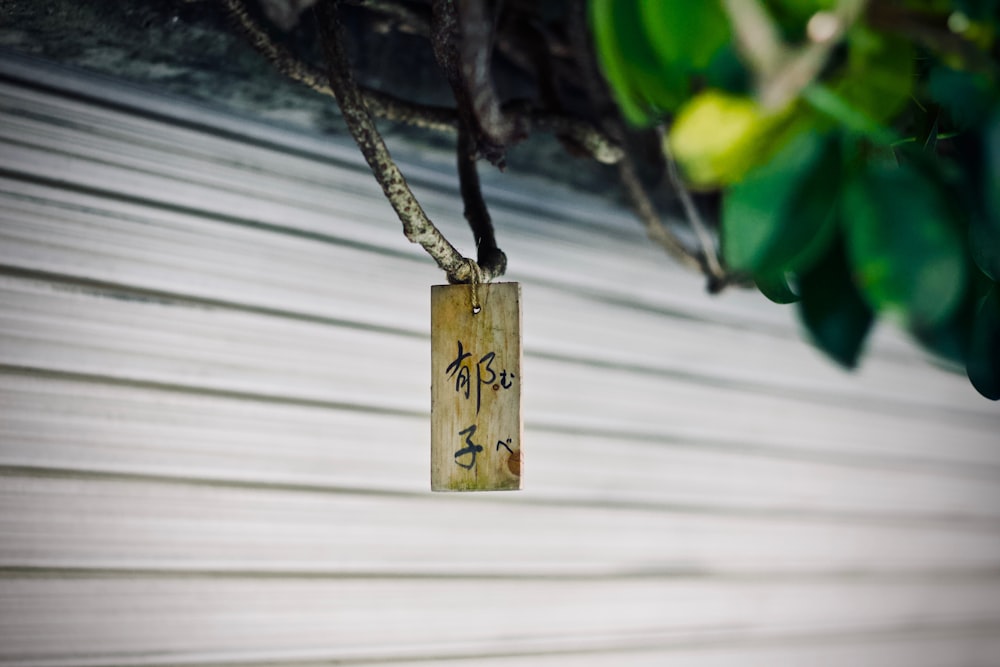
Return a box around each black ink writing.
[445,340,515,415]
[500,370,515,389]
[446,341,473,399]
[454,425,484,469]
[476,352,495,413]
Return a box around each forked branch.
[223,0,737,291]
[221,0,621,161]
[315,0,493,283]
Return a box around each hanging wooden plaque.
[431,282,522,491]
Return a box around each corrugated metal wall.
[2,55,1000,666]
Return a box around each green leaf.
[668,91,798,186]
[756,273,800,304]
[910,274,981,366]
[971,213,1000,280]
[797,238,874,368]
[702,44,751,94]
[589,0,687,125]
[617,0,689,112]
[967,285,1000,400]
[834,28,915,125]
[983,113,1000,239]
[589,0,653,125]
[954,0,1000,22]
[927,67,997,130]
[962,113,1000,281]
[722,130,840,276]
[802,84,897,145]
[843,161,968,328]
[638,0,730,71]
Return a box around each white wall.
[2,54,1000,666]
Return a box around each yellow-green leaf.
[668,91,795,186]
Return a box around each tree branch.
[220,0,454,129]
[431,0,514,168]
[315,0,495,283]
[456,0,520,148]
[661,138,725,282]
[343,0,430,36]
[222,0,621,163]
[509,101,622,165]
[721,0,866,109]
[458,119,507,279]
[617,153,704,275]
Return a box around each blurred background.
[2,2,1000,665]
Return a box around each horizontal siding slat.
[3,373,1000,519]
[3,576,1000,665]
[261,633,1000,667]
[3,475,1000,575]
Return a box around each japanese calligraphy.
[445,340,516,415]
[454,425,485,469]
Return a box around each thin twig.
[363,90,456,132]
[720,0,786,77]
[617,154,704,275]
[516,104,623,164]
[721,0,866,109]
[315,0,494,283]
[661,137,725,281]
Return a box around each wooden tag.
[431,282,522,491]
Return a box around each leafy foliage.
[590,0,1000,399]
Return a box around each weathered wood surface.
[2,53,1000,666]
[431,282,522,490]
